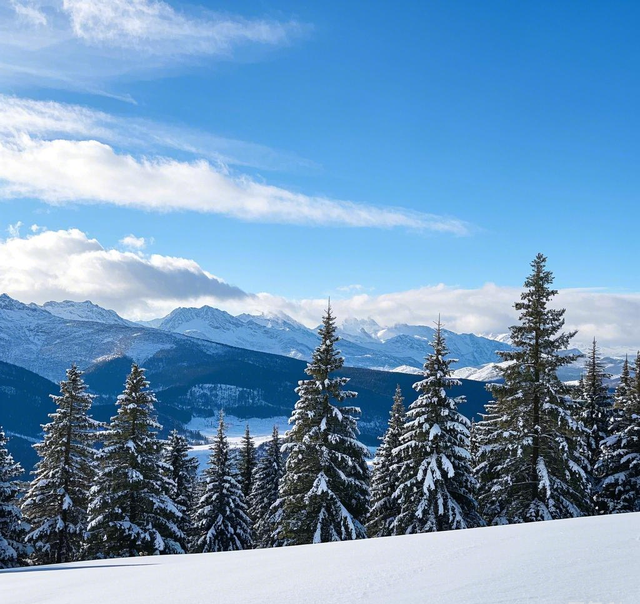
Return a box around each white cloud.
[61,0,299,53]
[119,234,148,250]
[0,95,468,232]
[0,228,247,316]
[0,134,470,233]
[10,1,47,26]
[0,94,317,172]
[7,221,23,237]
[0,0,304,95]
[223,285,640,355]
[1,228,639,353]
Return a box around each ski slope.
[2,513,639,603]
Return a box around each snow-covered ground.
[452,361,512,382]
[186,414,291,470]
[186,414,290,444]
[2,513,638,603]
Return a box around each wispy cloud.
[62,0,300,53]
[11,0,47,26]
[7,221,23,238]
[0,94,317,172]
[0,0,305,95]
[0,95,471,234]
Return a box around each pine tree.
[86,364,184,558]
[249,425,285,548]
[0,427,28,568]
[275,304,370,545]
[393,323,483,534]
[476,254,592,524]
[580,338,611,490]
[22,365,98,564]
[367,385,406,538]
[597,355,640,513]
[238,425,257,501]
[193,411,252,552]
[163,430,199,553]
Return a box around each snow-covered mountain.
[151,306,513,371]
[451,354,628,384]
[36,300,137,326]
[157,305,319,361]
[336,319,513,369]
[452,361,511,382]
[9,295,627,381]
[0,294,223,381]
[4,297,512,371]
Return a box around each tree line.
[1,253,639,568]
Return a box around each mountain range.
[133,303,514,371]
[0,293,624,476]
[0,294,494,476]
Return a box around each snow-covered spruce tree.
[163,430,199,554]
[238,424,257,501]
[476,254,592,524]
[367,385,406,538]
[193,411,252,552]
[579,338,612,491]
[86,364,184,558]
[249,425,285,548]
[597,355,640,513]
[0,427,29,568]
[22,365,99,564]
[392,323,483,534]
[274,304,370,545]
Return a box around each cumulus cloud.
[0,228,247,316]
[0,0,304,94]
[119,234,148,250]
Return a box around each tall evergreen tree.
[22,365,98,564]
[275,304,370,545]
[476,254,591,524]
[163,430,199,553]
[367,385,406,538]
[580,338,612,490]
[193,411,252,552]
[86,364,184,558]
[393,323,483,534]
[0,427,28,568]
[238,425,257,501]
[249,425,285,548]
[597,355,640,513]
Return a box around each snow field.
[2,512,639,604]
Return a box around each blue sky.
[0,0,639,347]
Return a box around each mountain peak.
[40,300,133,326]
[0,293,43,313]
